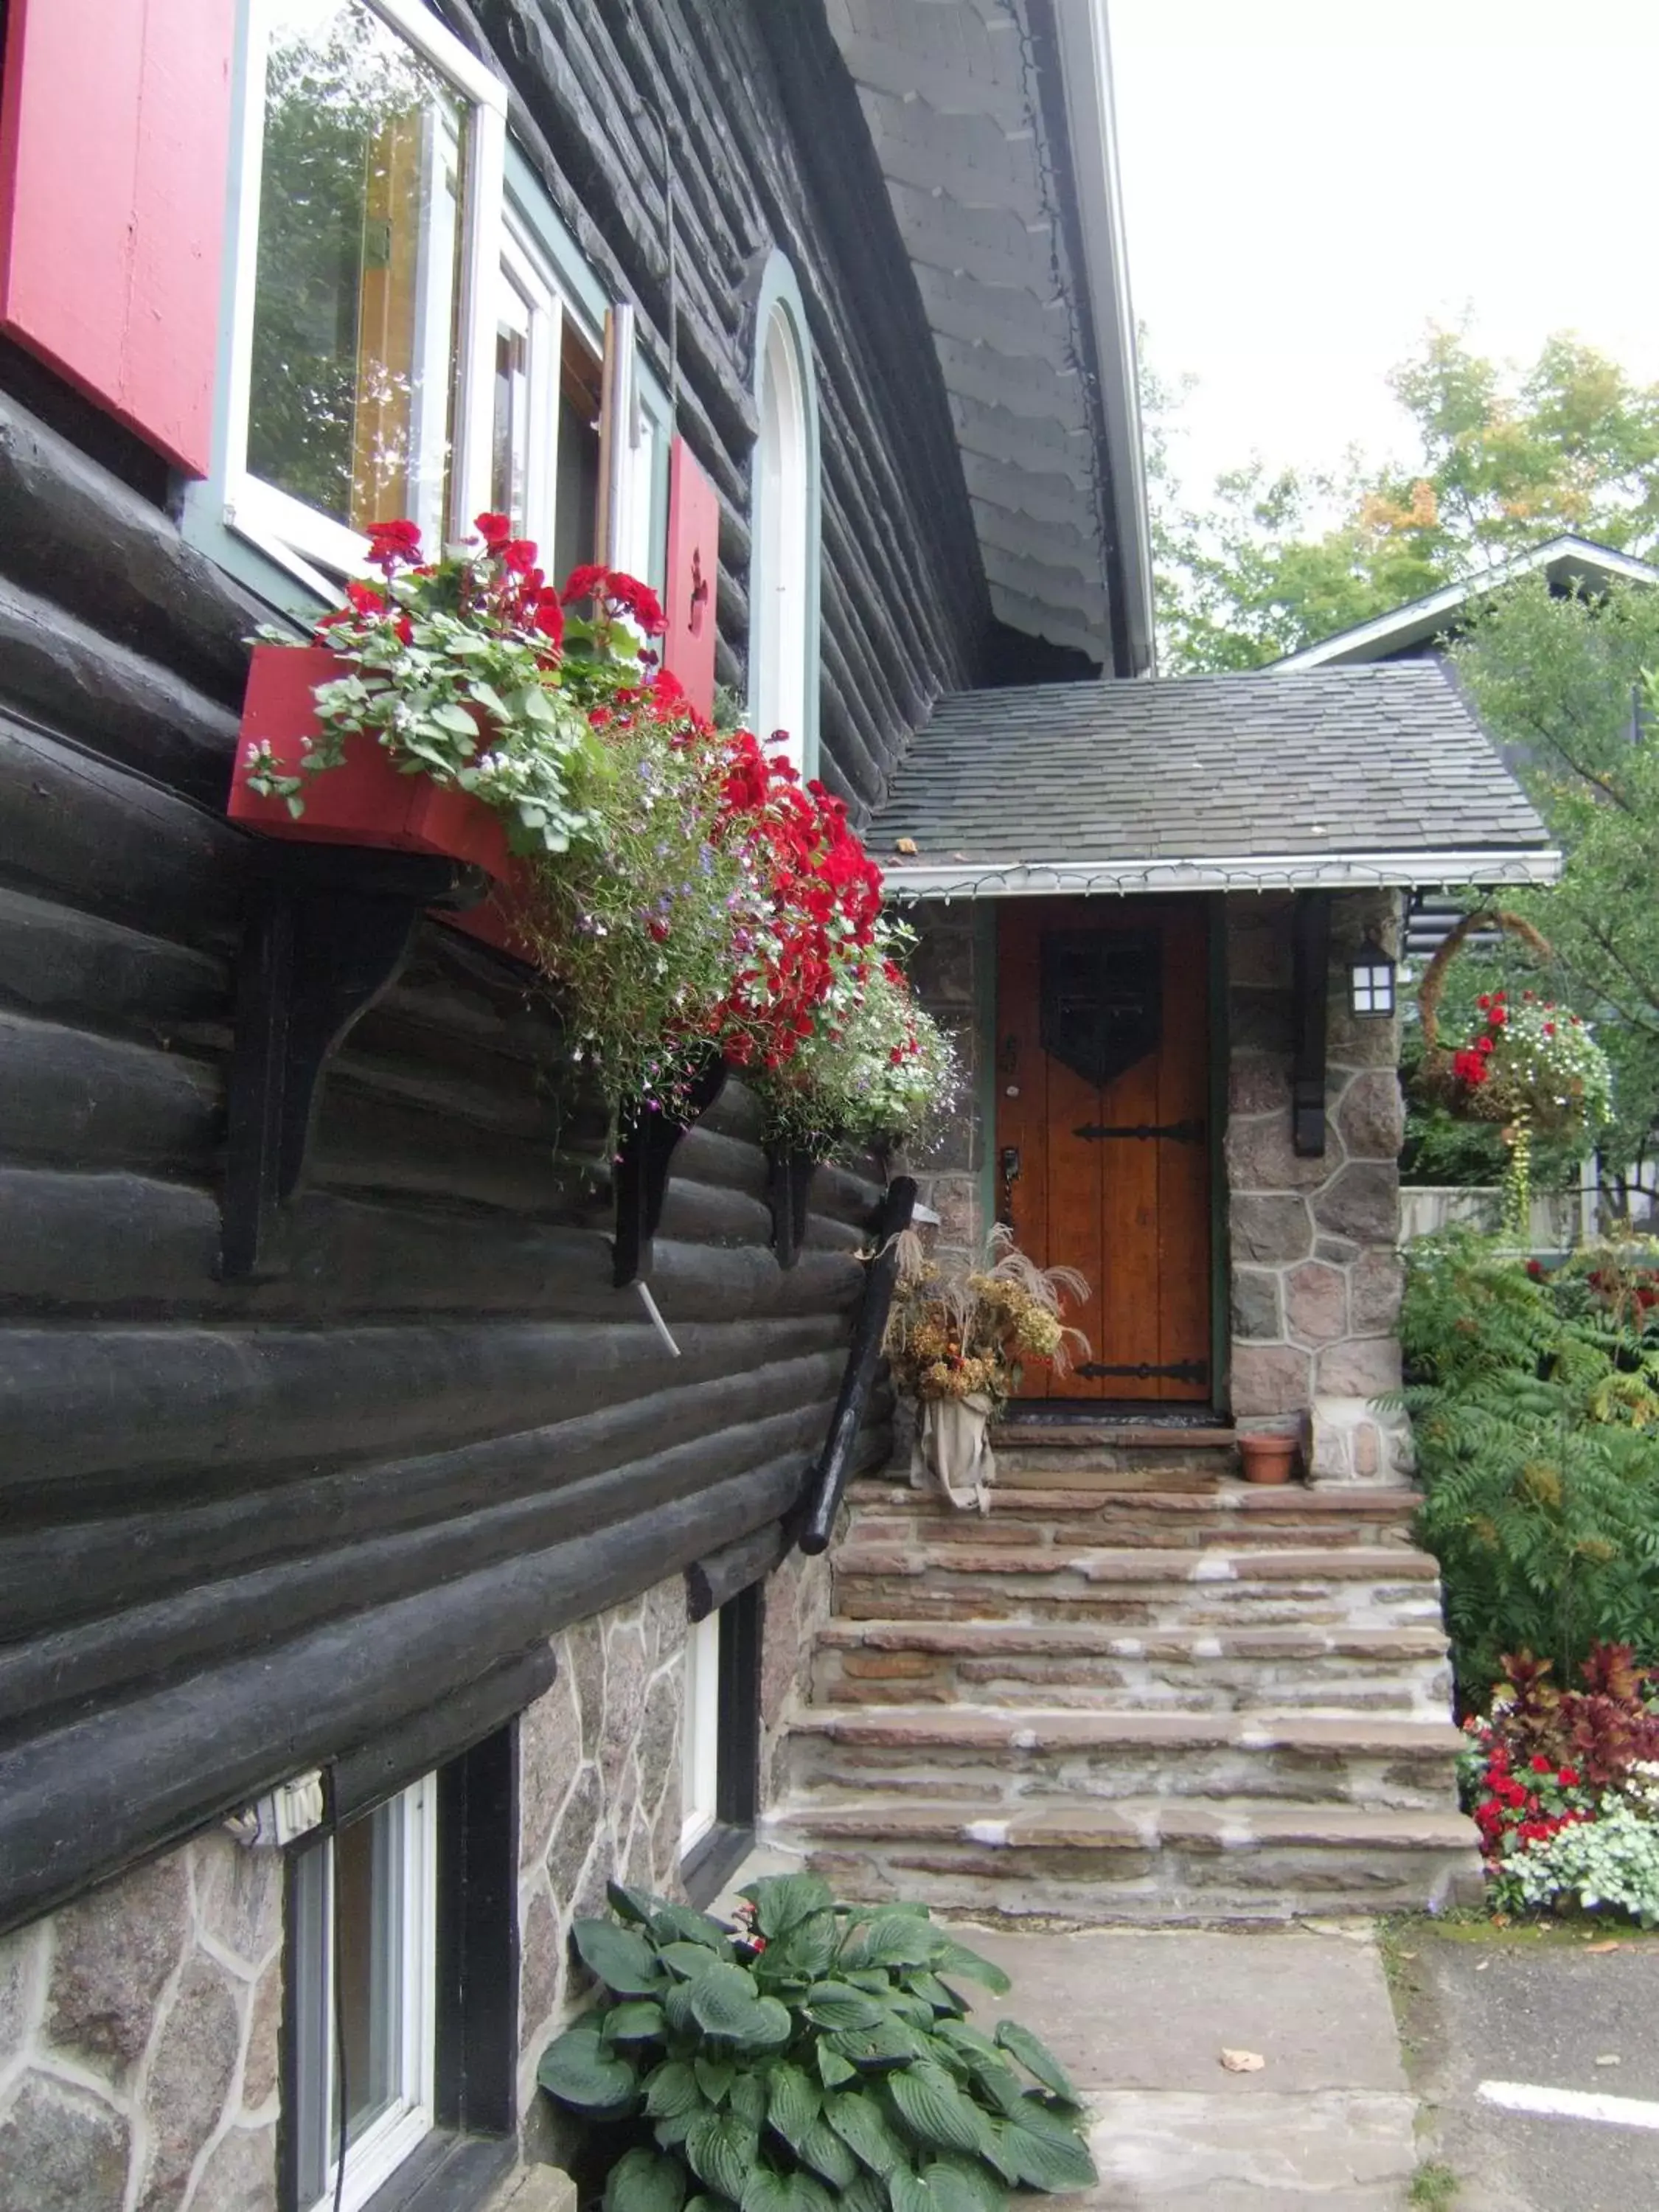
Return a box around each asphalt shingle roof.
[869,664,1555,890]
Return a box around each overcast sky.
[1107,0,1659,508]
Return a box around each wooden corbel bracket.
[221,844,487,1280]
[611,1056,728,1289]
[765,1144,818,1270]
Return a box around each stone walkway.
[714,1851,1422,2207]
[959,1921,1419,2210]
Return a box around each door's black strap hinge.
[1075,1360,1209,1385]
[1073,1119,1206,1144]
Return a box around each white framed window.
[224,0,507,580]
[681,1610,721,1857]
[751,303,813,776]
[290,1776,438,2212]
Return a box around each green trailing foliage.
[537,1875,1096,2212]
[1399,1230,1659,1706]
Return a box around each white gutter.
[1050,0,1156,678]
[880,847,1563,901]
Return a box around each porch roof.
[870,661,1560,899]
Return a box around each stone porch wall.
[1225,888,1412,1481]
[0,1555,828,2210]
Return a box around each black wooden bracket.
[796,1175,917,1556]
[222,844,488,1281]
[765,1144,818,1270]
[611,1055,728,1289]
[1291,888,1332,1158]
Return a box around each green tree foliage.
[1453,578,1659,1197]
[1148,326,1659,672]
[1400,1233,1659,1708]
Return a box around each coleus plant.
[536,1874,1096,2212]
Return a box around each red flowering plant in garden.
[251,520,956,1125]
[1459,1644,1659,1921]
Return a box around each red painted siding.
[664,435,720,720]
[0,0,235,476]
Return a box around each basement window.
[680,1585,762,1907]
[290,1777,438,2212]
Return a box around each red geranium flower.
[474,512,512,549]
[365,518,422,562]
[561,563,611,605]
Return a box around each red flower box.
[228,644,510,877]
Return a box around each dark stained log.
[330,1644,556,1824]
[0,886,227,1037]
[0,714,243,947]
[0,577,242,808]
[797,1176,917,1554]
[0,393,259,704]
[0,1401,833,1732]
[0,1453,802,1935]
[0,1012,219,1172]
[686,1520,788,1623]
[0,1312,849,1500]
[0,1344,846,1639]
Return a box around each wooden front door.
[995,900,1211,1403]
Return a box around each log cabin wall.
[0,0,988,1941]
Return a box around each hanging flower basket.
[1416,910,1610,1142]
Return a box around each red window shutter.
[664,436,720,720]
[0,0,235,476]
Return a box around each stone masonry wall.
[0,1832,283,2212]
[1226,888,1412,1481]
[517,1579,691,2167]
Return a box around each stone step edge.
[990,1424,1237,1449]
[764,1797,1478,1851]
[788,1705,1465,1754]
[849,1483,1419,1517]
[817,1619,1450,1659]
[835,1545,1439,1584]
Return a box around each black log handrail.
[795,1175,917,1554]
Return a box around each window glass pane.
[333,1795,406,2152]
[554,320,603,585]
[248,0,467,543]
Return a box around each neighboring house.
[1270,531,1659,671]
[1271,531,1659,960]
[0,1,1559,2205]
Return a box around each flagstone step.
[987,1426,1238,1487]
[846,1481,1419,1551]
[784,1703,1465,1812]
[834,1543,1444,1631]
[813,1618,1455,1717]
[761,1795,1481,1923]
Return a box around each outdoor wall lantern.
[1349,931,1397,1018]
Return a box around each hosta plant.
[536,1874,1097,2212]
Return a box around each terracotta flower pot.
[1238,1432,1298,1485]
[229,643,510,876]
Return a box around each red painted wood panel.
[0,0,235,475]
[663,435,720,718]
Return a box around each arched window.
[750,278,818,779]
